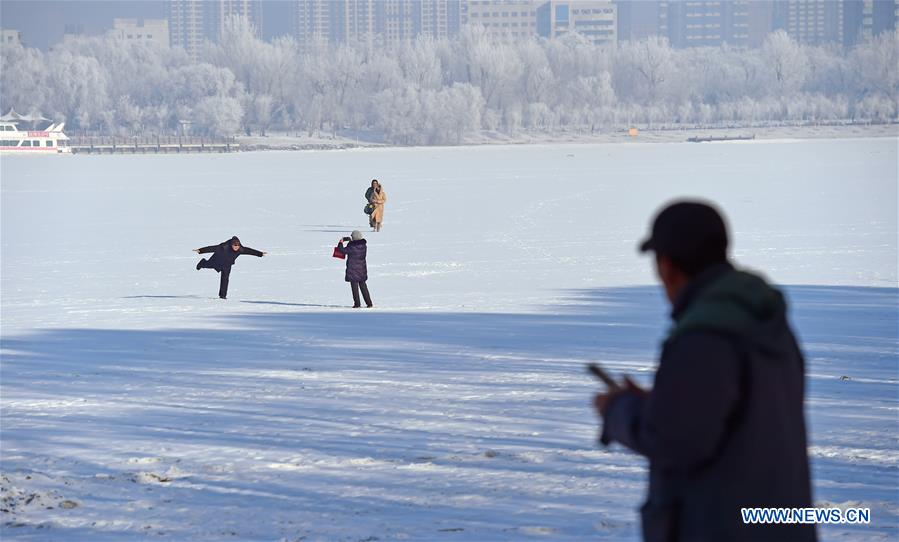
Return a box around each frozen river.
[1,138,897,540]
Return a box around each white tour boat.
[0,109,71,154]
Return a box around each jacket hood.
[669,268,788,351]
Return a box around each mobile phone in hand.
[587,363,622,392]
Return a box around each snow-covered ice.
[1,139,897,541]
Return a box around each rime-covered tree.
[1,26,895,142]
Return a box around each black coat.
[337,239,368,282]
[199,240,263,271]
[601,263,815,542]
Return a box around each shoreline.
[235,123,899,152]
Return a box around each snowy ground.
[237,123,899,151]
[1,138,897,541]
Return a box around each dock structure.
[687,134,756,143]
[70,136,239,154]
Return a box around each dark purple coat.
[338,239,368,282]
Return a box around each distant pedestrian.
[366,180,386,232]
[336,230,373,308]
[364,179,380,229]
[194,236,266,299]
[594,201,815,542]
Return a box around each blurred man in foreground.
[595,201,816,542]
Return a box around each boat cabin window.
[46,141,54,147]
[22,140,31,147]
[32,140,39,146]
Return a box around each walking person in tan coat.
[370,181,387,232]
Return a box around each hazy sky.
[0,0,293,51]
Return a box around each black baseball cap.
[639,201,728,261]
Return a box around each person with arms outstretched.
[194,236,266,299]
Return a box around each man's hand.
[193,248,200,253]
[594,377,648,417]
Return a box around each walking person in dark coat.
[594,201,816,542]
[364,179,380,229]
[194,236,266,299]
[336,230,372,308]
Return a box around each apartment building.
[109,18,170,48]
[844,0,898,46]
[536,0,616,45]
[1,29,23,46]
[467,1,538,42]
[773,0,843,45]
[292,0,462,48]
[167,0,262,59]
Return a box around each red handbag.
[332,244,345,259]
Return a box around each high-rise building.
[536,0,617,45]
[109,19,170,48]
[466,0,539,42]
[378,0,417,43]
[167,0,211,59]
[664,0,752,47]
[844,0,898,46]
[773,0,843,45]
[167,0,262,59]
[746,0,776,47]
[217,0,264,39]
[616,1,772,47]
[615,0,664,42]
[291,0,462,49]
[872,0,899,33]
[421,0,464,38]
[291,0,331,47]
